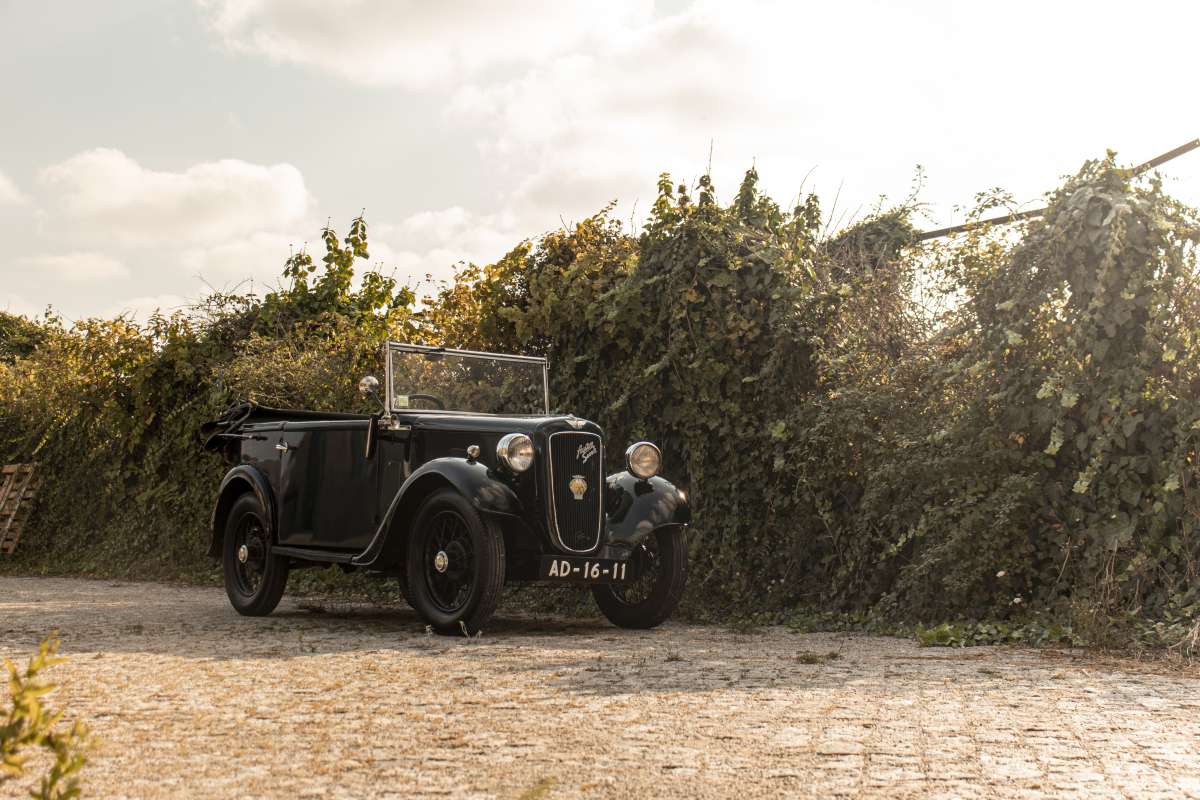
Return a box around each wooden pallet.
[0,463,40,554]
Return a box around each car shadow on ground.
[4,582,1149,700]
[5,600,982,698]
[4,599,641,661]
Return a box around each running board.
[271,545,356,564]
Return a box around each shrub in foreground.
[1,636,89,800]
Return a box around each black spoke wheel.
[615,535,664,605]
[422,511,476,614]
[231,515,268,596]
[406,489,505,635]
[592,527,687,629]
[222,493,289,616]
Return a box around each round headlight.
[625,441,661,480]
[497,433,534,473]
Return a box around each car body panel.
[604,472,691,546]
[274,420,379,550]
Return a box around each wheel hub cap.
[434,550,449,573]
[237,544,249,564]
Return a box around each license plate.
[540,556,631,583]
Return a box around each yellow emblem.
[569,475,587,500]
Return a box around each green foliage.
[423,169,919,616]
[259,214,416,339]
[0,312,48,363]
[0,218,413,580]
[2,160,1199,650]
[894,157,1200,626]
[914,621,1081,648]
[1,636,88,800]
[422,160,1200,642]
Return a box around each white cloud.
[447,1,935,226]
[373,206,526,289]
[446,0,1200,234]
[39,148,310,246]
[177,223,469,300]
[196,0,1200,248]
[381,206,518,256]
[200,0,653,89]
[181,231,299,291]
[10,0,1197,326]
[0,292,46,320]
[103,294,191,322]
[15,252,130,283]
[0,170,27,206]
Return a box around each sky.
[1,0,1198,322]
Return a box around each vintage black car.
[201,342,690,634]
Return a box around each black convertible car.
[201,342,690,634]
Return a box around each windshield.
[387,343,548,415]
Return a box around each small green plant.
[915,620,1082,648]
[916,623,965,648]
[1,635,89,800]
[517,777,555,800]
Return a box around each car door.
[275,421,380,550]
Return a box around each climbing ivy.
[2,159,1198,645]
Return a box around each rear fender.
[209,465,276,559]
[604,471,690,547]
[352,458,521,568]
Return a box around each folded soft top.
[200,401,370,451]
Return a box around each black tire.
[405,489,505,635]
[222,493,289,616]
[592,527,687,629]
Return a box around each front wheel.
[405,489,505,635]
[222,493,289,616]
[592,526,687,629]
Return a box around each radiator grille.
[548,431,603,552]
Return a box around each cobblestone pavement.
[2,577,1199,799]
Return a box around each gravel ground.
[2,577,1200,799]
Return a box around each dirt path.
[2,577,1198,799]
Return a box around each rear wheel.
[592,527,687,629]
[222,493,289,616]
[405,489,505,635]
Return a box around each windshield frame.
[384,341,550,416]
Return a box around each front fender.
[352,458,521,567]
[605,471,690,547]
[409,457,522,516]
[209,465,276,559]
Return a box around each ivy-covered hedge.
[2,157,1198,646]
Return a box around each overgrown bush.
[0,216,409,579]
[423,159,1200,637]
[1,636,89,800]
[2,158,1198,646]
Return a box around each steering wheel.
[407,393,445,410]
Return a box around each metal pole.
[915,137,1200,242]
[916,208,1046,242]
[1131,138,1200,175]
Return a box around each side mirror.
[358,375,380,396]
[358,375,385,411]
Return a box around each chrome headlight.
[625,441,661,480]
[497,433,534,473]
